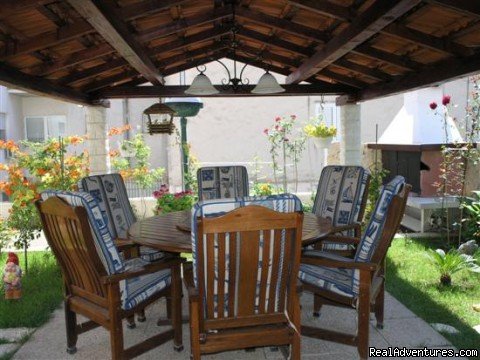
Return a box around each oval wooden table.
[128,210,332,253]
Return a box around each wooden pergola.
[0,0,479,107]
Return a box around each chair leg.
[137,309,146,322]
[374,284,385,329]
[290,293,301,360]
[171,264,183,351]
[166,297,172,320]
[313,294,324,317]
[126,315,136,329]
[189,301,201,360]
[64,301,78,354]
[357,279,370,360]
[109,315,124,360]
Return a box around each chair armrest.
[114,238,137,250]
[320,235,361,245]
[301,254,378,272]
[329,222,362,235]
[182,262,199,301]
[102,257,185,284]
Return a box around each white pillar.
[86,106,109,175]
[340,103,361,165]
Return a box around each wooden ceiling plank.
[238,44,300,68]
[82,70,139,92]
[0,62,100,106]
[0,20,94,61]
[286,0,354,22]
[334,58,392,81]
[60,58,128,85]
[423,0,480,18]
[237,27,312,57]
[137,7,232,43]
[157,43,227,69]
[352,44,423,71]
[149,27,230,56]
[29,43,115,76]
[382,24,473,57]
[235,7,328,43]
[286,0,422,84]
[92,84,350,98]
[67,0,163,85]
[320,69,368,89]
[358,52,480,101]
[120,0,190,21]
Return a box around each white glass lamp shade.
[185,73,219,95]
[251,72,285,94]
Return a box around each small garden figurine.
[3,252,22,300]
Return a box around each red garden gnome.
[3,252,22,299]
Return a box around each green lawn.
[0,251,63,328]
[386,237,480,357]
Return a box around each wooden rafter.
[92,84,351,99]
[0,62,103,106]
[60,58,128,85]
[321,69,368,89]
[334,58,392,82]
[163,52,225,77]
[286,0,422,84]
[423,0,480,18]
[136,7,232,43]
[157,43,227,69]
[28,43,115,76]
[119,0,190,21]
[236,7,328,43]
[67,0,163,85]
[285,0,354,22]
[357,53,480,101]
[82,69,139,92]
[352,44,423,71]
[237,44,299,69]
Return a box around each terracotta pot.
[312,136,333,149]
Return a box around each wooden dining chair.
[78,173,166,262]
[185,194,304,359]
[36,190,183,360]
[197,165,249,200]
[311,165,370,253]
[299,176,410,360]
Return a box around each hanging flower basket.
[313,136,333,149]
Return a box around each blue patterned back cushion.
[78,174,136,238]
[354,176,405,263]
[191,194,302,317]
[41,190,124,274]
[313,166,369,228]
[197,166,249,200]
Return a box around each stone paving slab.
[12,292,465,360]
[0,328,33,343]
[0,344,18,358]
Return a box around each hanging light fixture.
[142,102,177,135]
[184,0,284,96]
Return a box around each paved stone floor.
[12,290,466,360]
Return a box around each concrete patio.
[13,290,464,360]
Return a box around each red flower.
[442,95,451,106]
[429,102,438,110]
[275,116,281,122]
[263,128,269,135]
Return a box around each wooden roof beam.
[120,0,190,21]
[67,0,163,85]
[157,43,228,69]
[352,44,423,71]
[137,7,232,43]
[382,24,473,57]
[286,0,422,84]
[236,27,312,57]
[357,52,480,101]
[423,0,480,18]
[163,53,225,77]
[60,58,128,85]
[149,27,231,56]
[92,84,351,99]
[0,62,105,107]
[334,58,392,82]
[285,0,354,22]
[320,69,368,89]
[82,70,140,93]
[235,7,328,43]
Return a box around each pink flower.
[275,125,279,130]
[290,115,296,120]
[429,102,438,110]
[263,128,269,135]
[275,116,281,122]
[442,95,451,106]
[153,191,160,198]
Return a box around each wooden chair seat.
[36,190,183,360]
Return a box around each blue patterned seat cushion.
[197,166,249,200]
[121,258,171,310]
[191,194,302,317]
[299,176,405,296]
[41,190,124,275]
[313,166,369,251]
[78,174,166,262]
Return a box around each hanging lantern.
[142,102,177,135]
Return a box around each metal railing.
[124,179,164,198]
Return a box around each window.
[25,115,66,142]
[314,101,341,142]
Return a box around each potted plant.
[304,117,337,149]
[153,185,195,214]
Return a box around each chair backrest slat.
[197,166,249,200]
[192,194,303,330]
[36,197,107,300]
